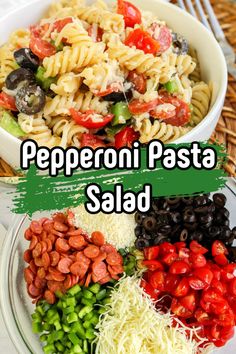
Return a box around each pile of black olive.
[134,193,236,261]
[5,48,45,114]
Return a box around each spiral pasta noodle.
[44,91,109,117]
[50,73,82,95]
[27,115,61,147]
[190,82,212,126]
[54,20,92,47]
[138,118,192,143]
[163,52,196,77]
[43,42,105,77]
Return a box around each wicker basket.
[0,0,235,177]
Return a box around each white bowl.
[0,0,227,169]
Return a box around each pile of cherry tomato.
[140,240,236,347]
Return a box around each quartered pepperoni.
[47,280,64,293]
[49,268,66,282]
[50,251,60,266]
[53,212,67,224]
[71,275,80,287]
[54,221,69,233]
[70,261,89,278]
[40,241,48,253]
[30,220,43,235]
[24,268,35,284]
[55,238,70,253]
[67,229,84,237]
[43,220,54,233]
[24,228,32,241]
[52,229,66,238]
[93,252,107,263]
[29,235,38,250]
[100,244,117,254]
[45,239,53,252]
[34,276,47,289]
[34,256,44,267]
[41,230,48,241]
[69,235,87,250]
[64,274,73,289]
[57,257,73,274]
[106,252,123,266]
[44,289,56,304]
[84,245,100,259]
[42,252,50,268]
[91,231,105,246]
[32,242,42,258]
[92,261,108,281]
[46,273,54,281]
[108,264,124,275]
[47,233,56,244]
[98,275,112,285]
[29,260,37,274]
[23,249,32,263]
[76,251,91,265]
[85,272,92,287]
[37,267,46,279]
[28,283,42,297]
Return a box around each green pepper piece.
[68,285,81,296]
[164,79,178,94]
[35,66,57,91]
[96,289,107,301]
[111,102,131,126]
[88,283,101,294]
[0,111,26,137]
[106,124,126,136]
[50,39,64,52]
[68,333,80,346]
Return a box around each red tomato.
[164,273,180,293]
[179,292,197,312]
[87,25,104,42]
[194,308,211,325]
[214,254,229,266]
[171,298,193,318]
[209,263,221,280]
[211,279,227,296]
[229,278,236,296]
[194,268,213,286]
[175,242,186,251]
[151,96,191,127]
[212,240,228,257]
[220,325,235,341]
[125,28,160,55]
[70,109,113,129]
[189,276,207,291]
[80,133,106,149]
[210,323,221,340]
[53,17,73,32]
[224,263,236,274]
[0,92,17,111]
[149,23,172,54]
[213,339,227,347]
[140,278,159,300]
[95,83,122,97]
[214,309,235,327]
[190,241,208,255]
[202,289,225,304]
[149,270,166,291]
[162,252,178,266]
[172,278,190,297]
[128,98,158,115]
[210,299,230,315]
[178,247,190,262]
[143,246,159,260]
[115,126,139,148]
[169,260,190,275]
[159,242,176,256]
[29,35,56,59]
[117,0,142,28]
[128,71,146,94]
[142,260,164,272]
[191,253,207,268]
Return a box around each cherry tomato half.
[53,17,73,32]
[117,0,142,28]
[142,260,164,272]
[194,267,213,286]
[143,246,159,260]
[191,253,207,268]
[128,71,146,94]
[0,92,17,111]
[190,241,208,255]
[165,273,180,293]
[214,254,229,266]
[169,260,191,275]
[179,292,197,312]
[172,277,190,297]
[171,298,193,318]
[70,109,113,129]
[125,28,160,55]
[149,270,166,291]
[114,126,139,148]
[80,133,106,149]
[140,278,159,300]
[87,25,104,42]
[212,240,228,257]
[128,98,158,115]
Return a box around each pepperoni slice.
[53,212,67,224]
[42,252,50,268]
[69,235,87,250]
[45,239,53,252]
[55,238,70,253]
[44,289,56,304]
[24,249,32,263]
[41,230,47,241]
[106,252,123,266]
[49,268,66,282]
[54,221,69,233]
[110,264,124,274]
[48,233,56,244]
[45,273,54,281]
[91,231,105,246]
[34,256,44,267]
[57,257,73,274]
[70,261,89,278]
[52,229,66,238]
[37,267,46,279]
[84,245,100,259]
[30,221,43,235]
[50,251,60,267]
[71,275,80,287]
[29,235,38,250]
[93,252,107,263]
[79,277,86,286]
[92,261,108,281]
[40,241,48,253]
[76,252,91,265]
[64,274,73,289]
[29,260,37,274]
[149,24,172,54]
[100,244,117,254]
[67,229,84,237]
[32,242,42,258]
[98,275,112,285]
[34,276,46,289]
[47,280,64,293]
[24,268,35,284]
[85,272,92,287]
[28,283,42,297]
[43,220,54,233]
[24,228,32,240]
[111,274,120,280]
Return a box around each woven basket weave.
[0,0,236,177]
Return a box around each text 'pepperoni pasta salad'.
[0,0,212,149]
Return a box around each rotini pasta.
[43,42,105,77]
[0,0,212,148]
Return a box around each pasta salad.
[0,0,211,149]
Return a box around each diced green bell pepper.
[36,66,57,91]
[0,111,26,137]
[111,102,131,126]
[164,79,178,94]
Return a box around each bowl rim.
[0,0,228,149]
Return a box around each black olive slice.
[103,89,133,103]
[15,85,46,115]
[5,68,35,90]
[14,48,39,71]
[172,33,189,55]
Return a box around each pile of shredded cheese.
[94,276,212,354]
[71,204,136,249]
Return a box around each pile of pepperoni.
[23,213,124,304]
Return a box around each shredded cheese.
[72,204,136,249]
[94,276,212,354]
